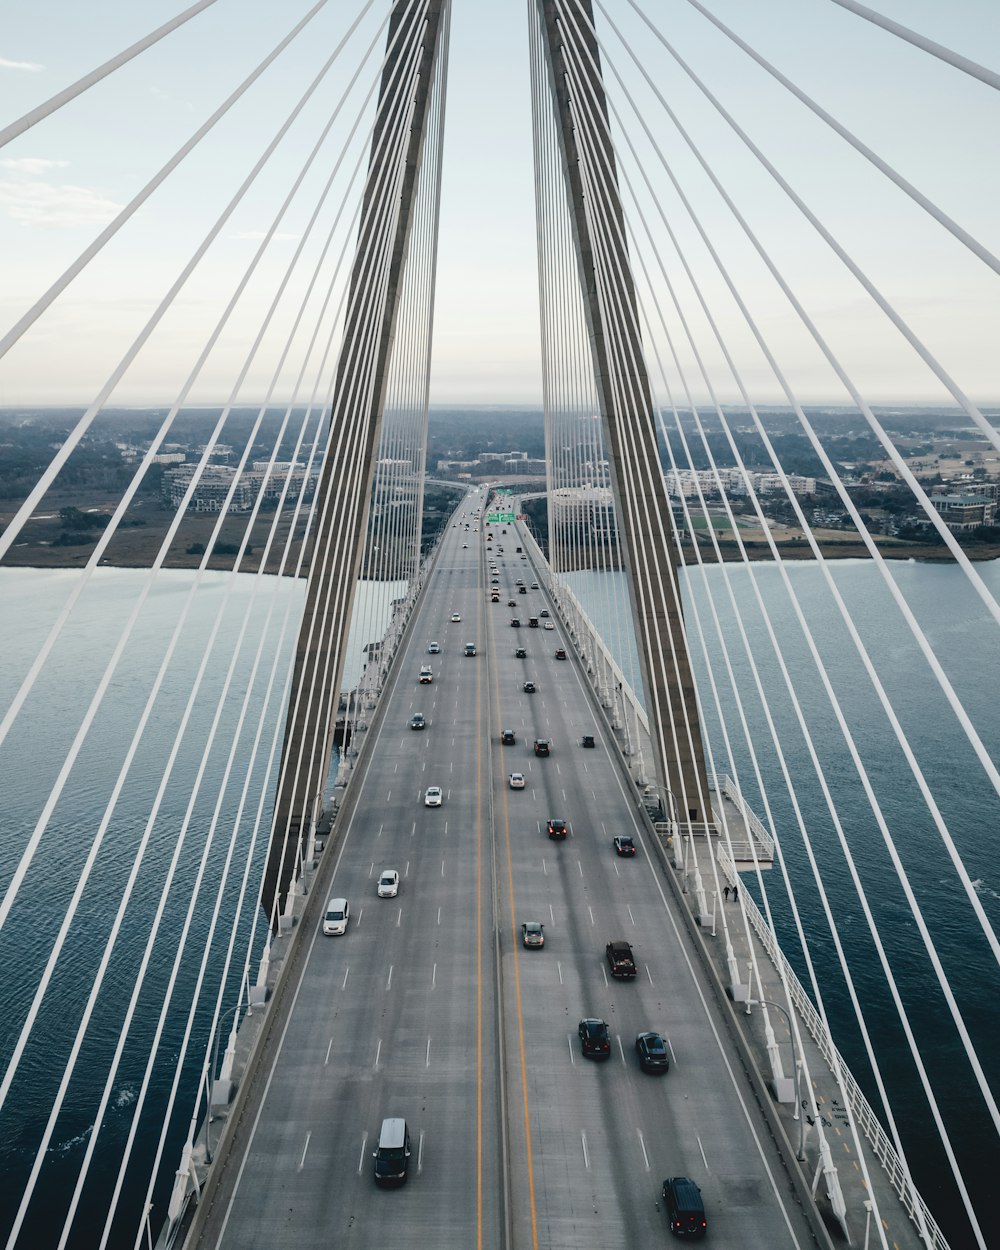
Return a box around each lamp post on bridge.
[205,999,245,1164]
[748,996,805,1161]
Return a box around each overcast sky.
[0,0,997,409]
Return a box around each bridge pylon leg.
[260,0,449,927]
[532,0,714,829]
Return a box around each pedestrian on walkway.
[732,885,739,903]
[723,885,730,901]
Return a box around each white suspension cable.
[2,18,422,1237]
[561,9,991,1237]
[601,0,1000,624]
[674,0,1000,277]
[59,74,401,1237]
[557,20,712,830]
[0,2,390,761]
[0,0,343,379]
[614,100,991,1250]
[0,0,374,566]
[592,8,1000,968]
[0,0,222,148]
[828,0,1000,90]
[0,3,395,939]
[262,23,425,921]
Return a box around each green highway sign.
[487,512,516,523]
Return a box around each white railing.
[717,847,949,1250]
[713,774,775,860]
[517,520,650,734]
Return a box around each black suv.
[578,1018,611,1060]
[635,1031,669,1073]
[515,647,527,659]
[661,1177,706,1238]
[523,680,536,693]
[547,818,568,840]
[606,941,637,978]
[501,728,516,745]
[533,738,550,756]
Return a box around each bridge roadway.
[192,500,821,1249]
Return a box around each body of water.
[1,559,998,1247]
[570,558,1000,1250]
[0,567,401,1249]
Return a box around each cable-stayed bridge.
[0,2,998,1248]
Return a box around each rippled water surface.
[2,560,999,1248]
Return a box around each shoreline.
[3,539,999,577]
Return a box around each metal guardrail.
[516,521,651,736]
[717,847,949,1250]
[712,774,775,860]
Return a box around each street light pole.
[749,997,806,1161]
[205,1001,243,1164]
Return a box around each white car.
[543,620,555,630]
[377,870,400,898]
[419,666,433,683]
[425,786,443,807]
[428,641,440,654]
[508,772,525,790]
[322,897,349,936]
[451,612,461,622]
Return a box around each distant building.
[503,458,547,475]
[162,460,319,513]
[929,493,996,532]
[164,465,252,512]
[665,468,815,499]
[479,450,527,464]
[198,444,233,464]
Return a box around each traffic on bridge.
[191,502,823,1250]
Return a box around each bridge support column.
[691,867,711,926]
[249,939,270,1008]
[166,1140,200,1229]
[536,0,714,831]
[303,819,317,877]
[814,1135,850,1240]
[764,1020,795,1103]
[261,0,448,927]
[279,872,297,933]
[722,934,748,1001]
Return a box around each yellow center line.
[490,571,540,1250]
[476,583,484,1250]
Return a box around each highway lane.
[203,497,505,1249]
[489,527,818,1249]
[198,495,819,1250]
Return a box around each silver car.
[323,897,349,936]
[377,870,400,898]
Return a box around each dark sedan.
[578,1018,611,1060]
[613,835,636,856]
[635,1030,670,1074]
